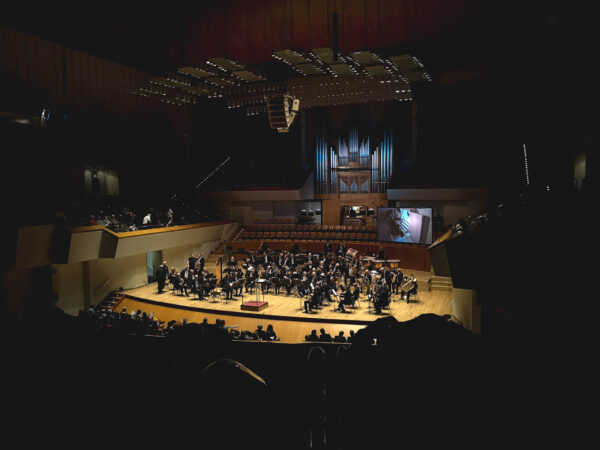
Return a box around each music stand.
[331,289,339,312]
[209,287,220,303]
[256,279,266,304]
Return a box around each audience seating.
[232,221,432,266]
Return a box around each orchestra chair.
[330,292,339,312]
[209,288,221,303]
[382,301,392,314]
[411,290,421,302]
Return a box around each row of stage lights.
[246,105,268,116]
[129,49,427,109]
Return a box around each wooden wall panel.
[266,0,285,52]
[404,0,416,43]
[291,0,308,50]
[365,0,380,48]
[34,38,47,103]
[176,0,475,64]
[308,0,328,49]
[380,0,403,49]
[72,50,82,111]
[80,53,89,113]
[46,42,58,107]
[25,33,38,90]
[4,28,17,79]
[87,54,97,113]
[15,31,28,90]
[42,40,51,105]
[248,0,268,62]
[116,63,125,118]
[0,28,6,76]
[227,0,249,62]
[63,46,73,110]
[0,26,165,124]
[343,0,366,51]
[107,60,115,115]
[96,56,105,113]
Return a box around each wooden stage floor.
[121,272,452,342]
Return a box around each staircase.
[96,290,124,312]
[430,275,453,292]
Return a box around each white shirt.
[143,214,151,224]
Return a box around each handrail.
[69,220,235,239]
[94,278,110,294]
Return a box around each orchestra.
[155,243,415,315]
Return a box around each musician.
[347,261,356,285]
[198,252,206,272]
[168,268,178,287]
[282,268,293,295]
[221,274,234,299]
[304,282,322,313]
[188,253,197,271]
[374,281,390,314]
[175,275,188,296]
[402,274,418,303]
[262,265,275,294]
[180,265,191,282]
[324,240,332,254]
[244,263,256,293]
[336,285,352,312]
[274,267,284,295]
[290,240,300,255]
[384,265,394,286]
[191,274,203,300]
[156,262,168,293]
[377,246,386,260]
[337,241,347,256]
[352,282,360,305]
[362,269,372,292]
[280,251,292,268]
[259,241,269,253]
[392,269,403,294]
[234,269,243,296]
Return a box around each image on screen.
[377,208,433,244]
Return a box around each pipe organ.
[316,127,393,194]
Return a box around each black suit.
[319,333,333,342]
[156,265,167,293]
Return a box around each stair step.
[431,285,453,291]
[431,276,452,282]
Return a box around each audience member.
[318,328,333,342]
[334,331,347,343]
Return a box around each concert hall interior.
[0,1,594,448]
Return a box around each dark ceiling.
[3,1,592,84]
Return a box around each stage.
[118,269,452,342]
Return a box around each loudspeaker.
[267,96,288,129]
[267,95,300,132]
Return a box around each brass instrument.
[401,277,416,293]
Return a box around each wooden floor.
[119,270,452,343]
